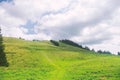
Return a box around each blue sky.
[21,20,37,34]
[0,0,12,3]
[0,0,120,54]
[0,0,7,2]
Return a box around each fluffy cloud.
[0,0,120,54]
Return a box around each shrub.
[84,46,90,51]
[97,50,112,54]
[59,39,82,48]
[50,40,59,46]
[118,52,120,55]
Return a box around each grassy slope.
[0,37,120,80]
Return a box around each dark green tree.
[0,27,8,66]
[97,50,112,54]
[50,40,59,46]
[118,52,120,55]
[59,39,82,48]
[91,49,95,52]
[84,46,90,51]
[97,50,103,54]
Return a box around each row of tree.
[50,39,113,55]
[97,50,112,54]
[59,39,83,48]
[50,40,59,46]
[19,37,120,55]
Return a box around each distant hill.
[0,37,120,80]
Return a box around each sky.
[0,0,120,54]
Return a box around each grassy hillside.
[0,37,120,80]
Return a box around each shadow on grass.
[0,35,9,67]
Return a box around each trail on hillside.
[42,53,65,80]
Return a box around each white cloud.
[0,0,120,54]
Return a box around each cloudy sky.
[0,0,120,54]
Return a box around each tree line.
[50,39,115,55]
[18,36,120,55]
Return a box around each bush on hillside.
[118,52,120,55]
[59,39,82,48]
[97,50,112,54]
[83,46,90,51]
[33,39,39,42]
[97,50,103,53]
[91,49,95,52]
[19,37,24,40]
[50,40,59,46]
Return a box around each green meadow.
[0,37,120,80]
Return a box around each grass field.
[0,37,120,80]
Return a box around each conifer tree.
[0,27,8,66]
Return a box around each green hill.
[0,37,120,80]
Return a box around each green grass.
[0,37,120,80]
